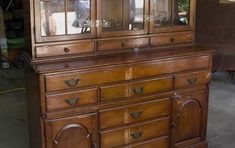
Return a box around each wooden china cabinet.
[24,0,213,148]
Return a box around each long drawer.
[100,98,170,129]
[100,77,173,101]
[100,118,169,148]
[44,55,210,92]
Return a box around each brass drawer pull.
[65,98,80,106]
[132,87,144,94]
[187,77,198,85]
[64,47,70,53]
[64,78,80,87]
[131,131,143,139]
[130,111,143,119]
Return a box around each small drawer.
[100,77,173,101]
[45,67,128,92]
[100,118,169,148]
[174,70,211,89]
[98,37,149,51]
[130,136,169,148]
[150,32,193,46]
[36,41,94,57]
[46,88,98,111]
[100,98,170,129]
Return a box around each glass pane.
[173,0,190,26]
[101,0,145,32]
[152,0,171,27]
[40,0,66,36]
[67,0,91,34]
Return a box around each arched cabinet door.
[53,124,91,148]
[171,90,208,148]
[45,113,98,148]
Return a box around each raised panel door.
[45,113,98,148]
[171,90,208,148]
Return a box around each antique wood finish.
[100,98,170,129]
[150,32,194,47]
[174,70,212,89]
[171,90,209,148]
[24,0,212,147]
[36,41,95,58]
[45,113,98,148]
[100,117,169,148]
[98,37,149,51]
[46,88,98,111]
[100,77,173,101]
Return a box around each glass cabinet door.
[150,0,195,33]
[97,0,149,37]
[35,0,96,42]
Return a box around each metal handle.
[187,77,198,85]
[64,78,80,87]
[131,131,143,139]
[174,92,181,100]
[132,87,144,94]
[64,47,70,53]
[65,98,80,106]
[171,122,177,128]
[130,111,143,119]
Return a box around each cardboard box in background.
[0,6,10,69]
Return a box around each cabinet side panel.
[25,65,43,148]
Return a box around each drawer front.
[45,67,128,92]
[100,77,173,101]
[130,137,169,148]
[98,37,149,51]
[46,88,98,111]
[174,70,211,89]
[100,98,170,129]
[131,56,210,79]
[101,118,169,148]
[45,56,209,92]
[36,41,94,57]
[150,32,193,46]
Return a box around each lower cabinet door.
[171,90,208,148]
[45,113,98,148]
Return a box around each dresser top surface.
[31,45,214,74]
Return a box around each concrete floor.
[0,68,234,148]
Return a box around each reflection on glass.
[153,0,171,27]
[40,0,66,36]
[67,0,91,34]
[174,0,190,26]
[101,0,144,32]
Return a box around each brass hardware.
[64,78,80,87]
[187,77,198,85]
[64,47,70,53]
[121,42,125,48]
[130,111,143,119]
[132,87,144,94]
[65,98,80,106]
[174,92,181,99]
[131,131,143,139]
[171,122,177,128]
